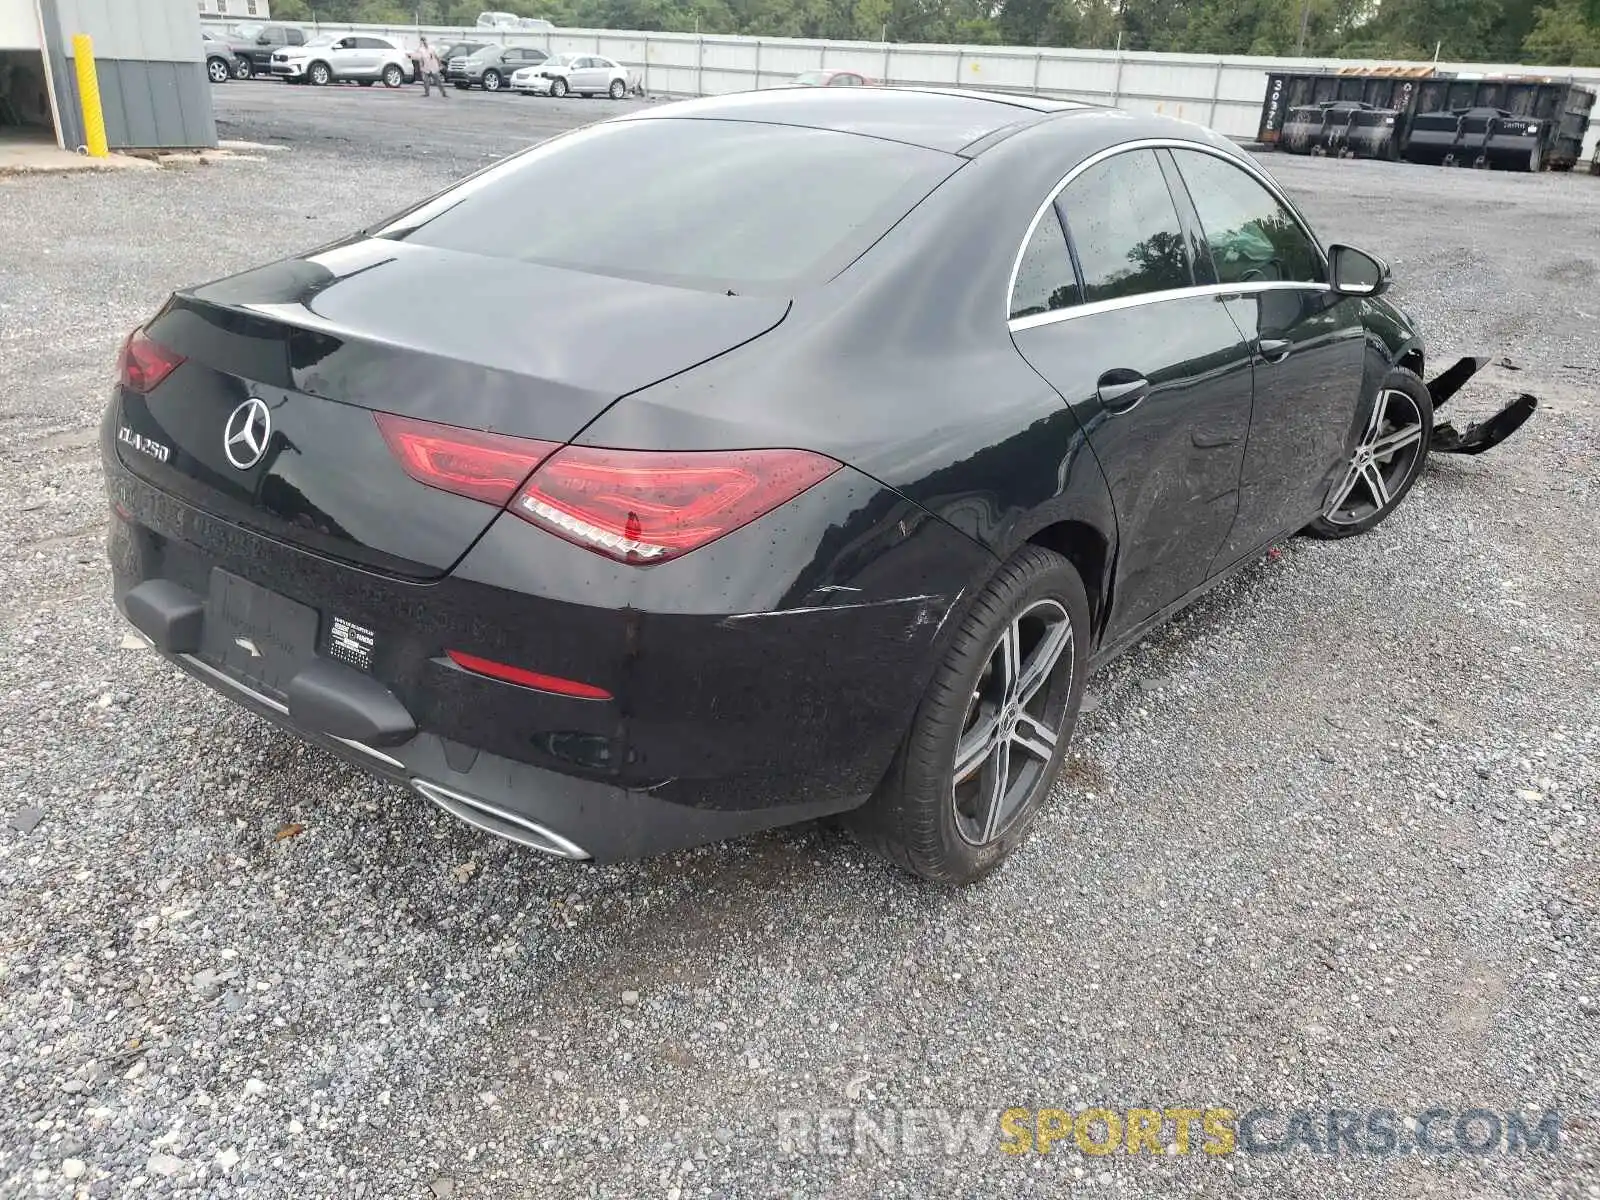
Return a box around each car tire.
[207,56,232,84]
[234,58,253,80]
[383,64,404,88]
[608,78,626,99]
[550,77,567,97]
[308,62,331,86]
[483,69,502,91]
[845,545,1089,886]
[1303,367,1434,540]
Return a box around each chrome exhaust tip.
[412,778,590,860]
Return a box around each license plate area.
[199,569,319,701]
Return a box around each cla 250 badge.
[118,426,170,464]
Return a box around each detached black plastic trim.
[286,658,418,747]
[124,579,205,654]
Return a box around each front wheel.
[1303,368,1433,539]
[383,64,404,88]
[482,69,502,91]
[608,78,626,99]
[308,62,331,86]
[845,546,1088,885]
[234,58,253,80]
[549,76,568,97]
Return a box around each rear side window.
[1169,149,1325,285]
[376,119,958,294]
[1010,210,1079,319]
[1058,149,1192,304]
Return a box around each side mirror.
[1329,244,1392,297]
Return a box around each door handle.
[1257,337,1292,363]
[1096,371,1150,414]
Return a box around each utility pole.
[1294,0,1311,56]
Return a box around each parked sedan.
[512,53,628,98]
[272,34,415,88]
[202,29,242,84]
[448,45,548,92]
[103,89,1486,885]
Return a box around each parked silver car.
[271,34,415,88]
[511,52,628,98]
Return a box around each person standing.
[418,37,447,99]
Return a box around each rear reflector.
[375,412,556,507]
[511,445,841,564]
[118,330,185,394]
[445,649,612,700]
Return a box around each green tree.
[1523,0,1600,61]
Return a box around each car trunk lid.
[117,237,790,579]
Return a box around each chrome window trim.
[1004,137,1330,329]
[1009,279,1331,332]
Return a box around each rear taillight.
[118,330,185,394]
[374,412,556,507]
[510,445,840,564]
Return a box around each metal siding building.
[1,0,215,150]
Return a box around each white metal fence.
[202,18,1600,157]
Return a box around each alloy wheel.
[951,599,1074,846]
[484,71,501,91]
[208,58,230,84]
[1324,388,1425,526]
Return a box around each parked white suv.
[271,34,415,88]
[511,53,629,98]
[477,12,555,30]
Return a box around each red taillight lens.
[118,330,185,394]
[510,445,841,564]
[445,649,611,700]
[375,412,557,507]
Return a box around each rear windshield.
[372,118,957,294]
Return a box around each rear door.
[1166,148,1366,567]
[576,57,607,91]
[348,38,376,74]
[1008,148,1256,640]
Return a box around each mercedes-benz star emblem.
[223,397,272,470]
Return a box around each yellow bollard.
[72,33,109,158]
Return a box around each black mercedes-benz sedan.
[103,88,1437,885]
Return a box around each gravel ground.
[0,85,1596,1199]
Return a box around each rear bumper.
[127,625,853,861]
[102,406,993,859]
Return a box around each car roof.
[621,87,1095,155]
